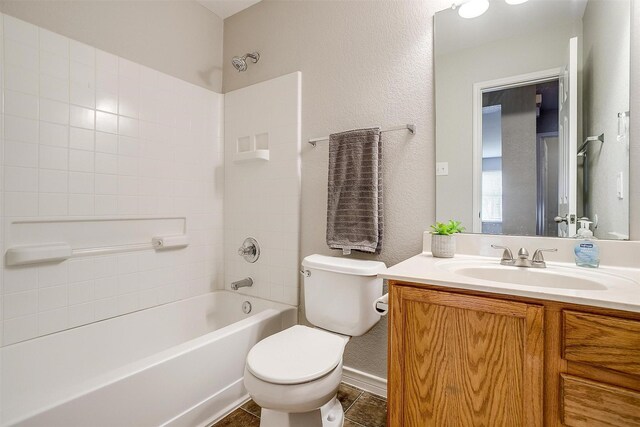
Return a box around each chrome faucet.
[237,237,260,263]
[231,277,253,290]
[514,248,532,267]
[491,245,515,266]
[531,248,558,268]
[491,245,557,268]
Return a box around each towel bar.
[308,124,416,147]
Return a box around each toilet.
[243,254,386,427]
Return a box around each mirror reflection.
[435,0,631,239]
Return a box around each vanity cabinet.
[562,311,640,376]
[387,284,544,426]
[387,281,640,427]
[560,311,640,426]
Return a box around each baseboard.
[341,366,387,398]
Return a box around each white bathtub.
[0,291,296,427]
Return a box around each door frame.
[472,68,562,233]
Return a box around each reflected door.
[477,77,561,237]
[557,37,579,237]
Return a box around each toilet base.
[259,396,344,427]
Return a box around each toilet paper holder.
[373,293,389,316]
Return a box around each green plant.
[430,220,465,236]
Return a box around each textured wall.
[435,22,577,229]
[0,0,224,91]
[582,0,630,239]
[499,86,538,236]
[223,0,640,380]
[630,0,639,239]
[223,0,448,378]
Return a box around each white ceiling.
[197,0,262,19]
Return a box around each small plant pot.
[431,234,456,258]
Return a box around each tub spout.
[231,277,253,290]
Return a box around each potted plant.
[430,220,465,258]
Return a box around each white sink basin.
[435,260,636,291]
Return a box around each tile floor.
[212,383,387,427]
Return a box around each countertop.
[380,252,640,313]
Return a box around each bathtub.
[0,291,296,427]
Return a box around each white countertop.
[380,252,640,313]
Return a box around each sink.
[434,260,635,291]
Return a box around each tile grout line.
[344,391,388,427]
[216,384,387,426]
[239,407,260,419]
[344,418,368,427]
[343,390,365,414]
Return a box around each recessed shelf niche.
[233,132,270,162]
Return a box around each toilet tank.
[301,255,386,336]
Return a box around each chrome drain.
[242,301,252,314]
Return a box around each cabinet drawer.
[563,310,640,376]
[561,375,640,426]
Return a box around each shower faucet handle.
[237,246,255,256]
[237,237,260,263]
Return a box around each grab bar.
[5,235,189,266]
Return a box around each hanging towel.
[326,127,383,254]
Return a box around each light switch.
[617,172,624,199]
[436,162,449,176]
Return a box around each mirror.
[435,0,631,239]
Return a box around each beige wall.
[632,0,640,239]
[224,0,448,378]
[582,0,630,239]
[434,22,578,229]
[0,0,224,91]
[6,0,636,381]
[224,0,640,380]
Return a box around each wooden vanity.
[387,280,640,426]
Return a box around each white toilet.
[243,254,386,427]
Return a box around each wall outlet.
[436,162,449,176]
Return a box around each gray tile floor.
[212,383,387,427]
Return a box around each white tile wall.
[224,72,301,306]
[0,14,225,346]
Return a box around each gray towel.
[326,127,383,254]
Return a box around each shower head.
[232,52,260,72]
[231,56,247,72]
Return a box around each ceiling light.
[458,0,490,19]
[505,0,529,4]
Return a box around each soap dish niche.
[234,133,270,162]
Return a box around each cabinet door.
[388,285,544,427]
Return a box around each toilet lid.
[246,325,347,385]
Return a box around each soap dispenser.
[574,218,600,268]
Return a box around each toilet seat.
[244,361,344,414]
[246,325,348,385]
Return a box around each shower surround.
[223,72,301,306]
[0,14,225,346]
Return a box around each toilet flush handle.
[299,270,311,278]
